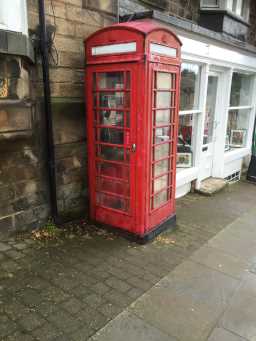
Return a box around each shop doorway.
[201,72,220,179]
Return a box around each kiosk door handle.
[131,143,136,152]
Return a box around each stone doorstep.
[196,177,228,196]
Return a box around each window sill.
[0,29,34,63]
[176,166,199,187]
[224,147,250,163]
[200,9,250,26]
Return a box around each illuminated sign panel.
[92,42,137,56]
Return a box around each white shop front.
[175,31,256,198]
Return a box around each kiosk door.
[147,63,179,230]
[87,65,137,230]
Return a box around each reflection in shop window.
[225,109,250,150]
[177,114,193,168]
[180,63,200,111]
[230,73,252,107]
[204,75,218,145]
[226,71,253,152]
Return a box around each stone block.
[28,10,40,30]
[57,169,85,186]
[50,68,83,83]
[56,156,83,172]
[54,35,82,53]
[55,141,87,159]
[14,210,37,231]
[33,204,50,222]
[57,182,85,200]
[14,180,41,198]
[27,0,38,12]
[0,106,32,133]
[51,81,84,97]
[66,5,102,26]
[0,186,15,206]
[45,0,67,19]
[0,216,14,235]
[104,16,117,26]
[60,0,82,6]
[0,163,40,185]
[55,18,75,37]
[75,23,99,38]
[63,195,87,213]
[85,0,118,16]
[13,191,47,211]
[52,101,85,144]
[58,51,84,68]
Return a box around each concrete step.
[196,177,227,196]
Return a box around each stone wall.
[0,53,50,235]
[0,0,117,237]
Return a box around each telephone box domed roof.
[85,19,182,45]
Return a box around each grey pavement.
[91,199,256,340]
[0,180,256,340]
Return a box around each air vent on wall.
[225,171,241,183]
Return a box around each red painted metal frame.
[85,19,181,238]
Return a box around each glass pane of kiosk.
[93,71,131,213]
[151,71,176,210]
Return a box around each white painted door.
[200,73,219,179]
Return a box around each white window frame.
[201,0,250,21]
[225,71,255,153]
[178,62,203,170]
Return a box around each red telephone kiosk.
[85,19,182,242]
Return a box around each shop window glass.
[230,73,252,107]
[177,114,193,168]
[180,63,200,111]
[225,109,250,150]
[204,75,218,145]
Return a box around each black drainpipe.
[38,0,59,222]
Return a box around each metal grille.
[225,171,241,183]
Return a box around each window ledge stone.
[0,30,35,63]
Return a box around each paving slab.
[221,289,256,340]
[89,311,175,341]
[207,327,247,341]
[129,260,239,341]
[208,229,256,263]
[190,245,250,280]
[236,271,256,298]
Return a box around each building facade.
[0,0,256,235]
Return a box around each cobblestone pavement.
[0,180,256,341]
